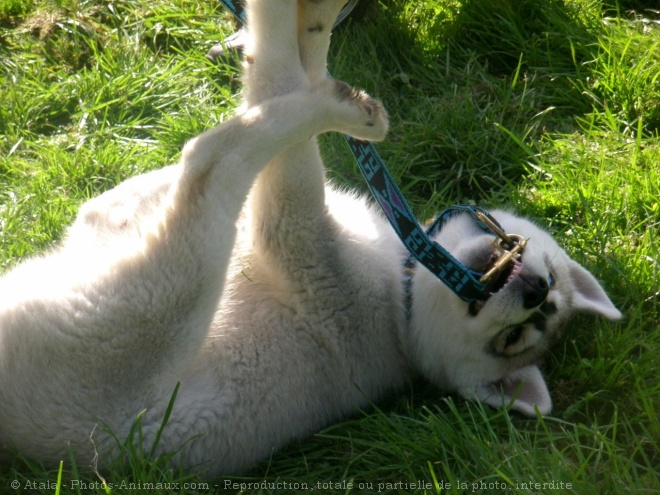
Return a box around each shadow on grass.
[328,0,656,206]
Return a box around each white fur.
[0,0,620,477]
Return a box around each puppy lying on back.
[0,0,620,477]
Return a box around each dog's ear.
[472,365,552,417]
[568,260,622,320]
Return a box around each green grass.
[1,0,658,493]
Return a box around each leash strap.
[216,0,495,301]
[220,0,246,23]
[345,138,488,301]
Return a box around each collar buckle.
[474,211,527,284]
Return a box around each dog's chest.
[206,220,407,385]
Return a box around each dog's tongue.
[474,365,552,416]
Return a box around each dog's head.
[408,210,621,416]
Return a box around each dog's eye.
[491,325,530,356]
[548,272,556,288]
[504,326,524,349]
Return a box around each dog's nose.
[521,274,549,309]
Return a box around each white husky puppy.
[0,0,620,477]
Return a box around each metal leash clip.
[475,211,528,284]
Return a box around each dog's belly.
[163,200,410,475]
[158,294,407,475]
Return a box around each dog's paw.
[325,79,389,141]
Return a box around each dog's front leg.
[244,0,381,275]
[0,85,386,464]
